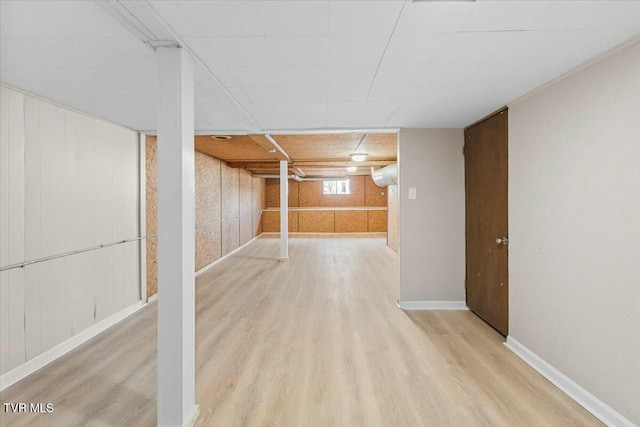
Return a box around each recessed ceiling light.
[268,148,277,153]
[350,153,368,162]
[211,135,232,141]
[346,166,357,172]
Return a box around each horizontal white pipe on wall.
[0,235,157,272]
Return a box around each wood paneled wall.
[145,137,265,297]
[263,176,387,233]
[387,184,398,252]
[0,85,141,376]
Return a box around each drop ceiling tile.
[329,1,403,35]
[395,2,474,34]
[420,60,482,84]
[150,1,264,37]
[228,66,284,87]
[367,86,418,102]
[328,64,378,87]
[187,37,274,67]
[254,103,293,114]
[294,111,328,129]
[209,67,241,88]
[328,86,370,103]
[255,112,298,130]
[286,87,328,103]
[267,36,329,66]
[372,62,431,87]
[362,102,400,115]
[327,103,364,113]
[253,1,329,36]
[242,86,289,103]
[458,1,552,32]
[279,66,329,87]
[531,1,640,31]
[1,38,153,70]
[0,0,132,40]
[289,103,328,113]
[435,32,514,64]
[329,35,389,65]
[383,33,452,64]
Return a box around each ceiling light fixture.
[346,166,357,172]
[268,148,277,153]
[211,135,232,141]
[350,153,368,162]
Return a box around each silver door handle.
[496,237,509,245]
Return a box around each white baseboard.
[195,235,261,277]
[505,336,635,427]
[397,300,468,310]
[147,293,158,303]
[184,404,200,427]
[0,300,146,391]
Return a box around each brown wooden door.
[464,108,509,336]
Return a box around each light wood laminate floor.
[0,234,600,426]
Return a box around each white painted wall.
[398,129,465,304]
[509,41,640,424]
[0,85,141,376]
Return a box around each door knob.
[496,237,509,245]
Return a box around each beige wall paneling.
[196,152,217,226]
[196,226,215,271]
[0,87,26,373]
[66,112,97,336]
[335,210,368,232]
[93,121,116,322]
[288,180,299,207]
[222,219,240,256]
[221,164,240,220]
[298,176,365,207]
[509,41,640,425]
[0,86,141,380]
[239,170,253,245]
[387,185,398,252]
[367,210,388,232]
[22,96,41,360]
[265,178,298,208]
[299,210,334,232]
[0,88,8,374]
[365,176,387,207]
[251,177,264,236]
[145,136,158,297]
[262,211,298,232]
[35,100,68,355]
[398,128,465,303]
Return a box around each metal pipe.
[0,234,157,272]
[251,173,348,182]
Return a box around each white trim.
[147,293,158,303]
[505,336,636,427]
[183,405,200,427]
[0,300,146,391]
[397,300,468,310]
[195,235,261,277]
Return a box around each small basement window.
[323,180,351,195]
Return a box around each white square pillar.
[156,46,198,427]
[280,160,289,261]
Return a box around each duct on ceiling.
[251,174,348,182]
[371,164,398,187]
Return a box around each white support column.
[156,47,199,427]
[279,160,289,261]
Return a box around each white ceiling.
[1,0,639,132]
